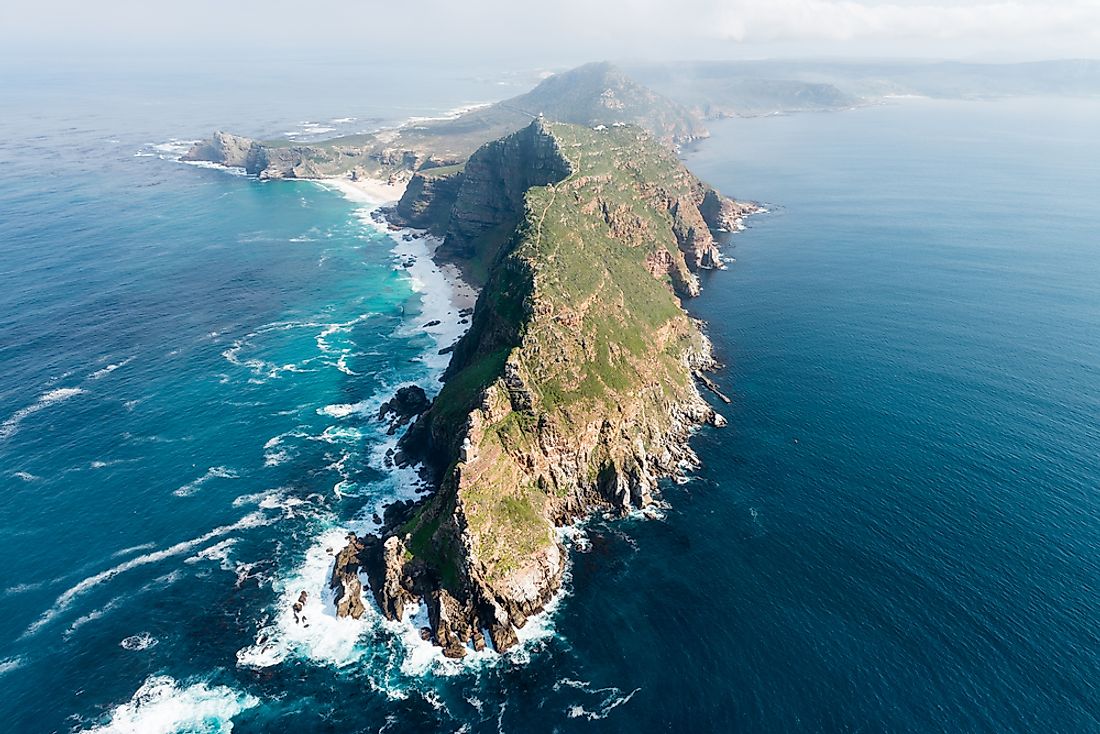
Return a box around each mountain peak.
[511,62,707,144]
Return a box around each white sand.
[319,175,408,206]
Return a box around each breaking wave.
[76,675,258,733]
[173,466,239,497]
[25,512,270,637]
[0,387,86,441]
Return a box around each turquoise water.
[2,62,1099,733]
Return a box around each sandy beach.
[319,175,408,206]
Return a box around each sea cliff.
[334,119,755,656]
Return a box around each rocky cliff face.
[434,119,574,284]
[348,120,752,656]
[388,166,466,234]
[182,133,387,180]
[180,131,259,169]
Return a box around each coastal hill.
[182,62,706,180]
[336,119,755,656]
[628,59,1100,117]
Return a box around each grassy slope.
[405,122,711,587]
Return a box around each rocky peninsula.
[186,63,757,658]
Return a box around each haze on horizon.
[2,0,1099,66]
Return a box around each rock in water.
[330,533,366,620]
[335,572,366,620]
[377,385,431,435]
[374,536,414,621]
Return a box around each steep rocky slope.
[341,119,755,656]
[182,63,706,180]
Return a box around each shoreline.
[230,172,516,672]
[318,176,407,207]
[315,175,479,315]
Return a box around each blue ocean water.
[2,59,1099,733]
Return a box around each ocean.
[1,59,1098,732]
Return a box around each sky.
[2,0,1099,64]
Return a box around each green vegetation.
[430,346,511,434]
[400,120,718,597]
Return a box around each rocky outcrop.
[671,194,723,271]
[358,120,753,657]
[181,132,329,179]
[377,385,431,435]
[181,131,260,169]
[330,533,366,620]
[700,188,760,231]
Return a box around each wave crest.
[1,387,86,441]
[77,675,258,733]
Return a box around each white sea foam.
[317,401,370,419]
[313,313,375,377]
[120,633,158,651]
[387,233,475,375]
[315,317,360,352]
[236,527,368,669]
[325,180,477,377]
[66,598,124,637]
[76,675,259,733]
[232,488,315,519]
[66,571,184,639]
[111,543,158,559]
[25,512,269,636]
[221,319,328,382]
[262,431,306,467]
[557,679,642,720]
[0,656,25,676]
[186,538,238,568]
[173,466,239,497]
[314,426,364,445]
[334,353,358,375]
[89,357,134,380]
[91,459,140,470]
[283,122,338,139]
[12,471,40,482]
[4,580,48,596]
[151,140,192,155]
[181,160,248,176]
[1,387,86,441]
[239,507,570,681]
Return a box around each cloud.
[2,0,1098,61]
[708,0,1100,44]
